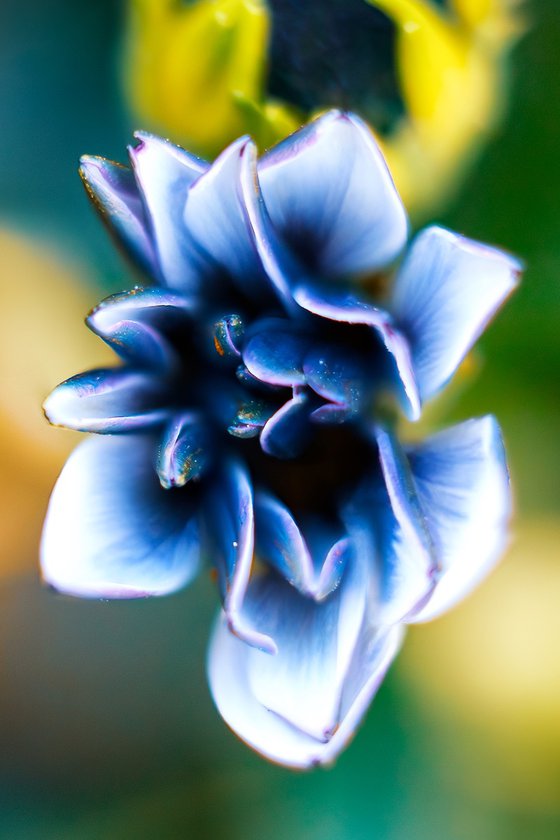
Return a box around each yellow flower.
[124,0,300,157]
[123,0,523,215]
[370,0,524,213]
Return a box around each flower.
[123,0,524,214]
[41,111,520,768]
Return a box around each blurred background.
[0,0,559,837]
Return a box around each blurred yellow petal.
[125,0,522,213]
[369,0,522,214]
[125,0,271,156]
[401,519,560,808]
[232,91,301,151]
[0,230,111,577]
[369,0,470,124]
[452,0,525,43]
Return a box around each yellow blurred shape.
[0,230,112,576]
[452,0,523,39]
[370,0,524,213]
[402,518,560,807]
[125,0,300,157]
[124,0,522,216]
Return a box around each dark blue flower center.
[148,302,380,519]
[152,296,387,502]
[241,422,378,517]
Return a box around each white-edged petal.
[259,111,408,278]
[391,227,521,402]
[79,156,157,275]
[128,132,209,292]
[209,550,368,763]
[407,416,511,622]
[254,491,315,594]
[86,286,195,370]
[184,138,277,302]
[207,605,403,769]
[240,565,366,742]
[205,461,276,653]
[41,435,200,598]
[208,612,323,769]
[343,430,436,626]
[43,368,170,433]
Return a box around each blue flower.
[41,111,520,768]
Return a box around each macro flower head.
[42,111,520,768]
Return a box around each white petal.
[209,553,367,757]
[407,416,512,622]
[79,156,157,275]
[41,435,200,598]
[128,132,208,292]
[391,227,521,403]
[207,609,403,768]
[259,111,408,278]
[208,612,324,769]
[184,138,278,302]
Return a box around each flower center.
[241,422,378,518]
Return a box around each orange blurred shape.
[0,230,112,577]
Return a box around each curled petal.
[310,403,354,424]
[156,412,210,488]
[207,573,402,768]
[390,226,522,403]
[294,284,420,419]
[79,156,157,275]
[374,425,438,619]
[260,391,313,459]
[242,319,311,387]
[209,613,329,768]
[128,132,209,292]
[227,398,276,439]
[87,286,195,370]
[205,461,276,653]
[43,368,170,433]
[239,146,311,314]
[343,430,437,625]
[41,435,200,598]
[184,138,278,302]
[214,553,367,746]
[239,566,365,743]
[406,416,511,622]
[303,344,367,414]
[254,491,314,594]
[258,110,408,278]
[313,536,353,602]
[213,314,245,359]
[346,420,510,624]
[254,492,350,600]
